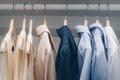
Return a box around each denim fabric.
[75,25,92,80]
[56,26,79,80]
[105,26,120,80]
[89,23,109,80]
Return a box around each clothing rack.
[0,4,120,16]
[0,4,120,37]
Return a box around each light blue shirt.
[105,26,120,80]
[89,23,109,80]
[75,25,92,80]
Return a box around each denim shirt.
[56,26,79,80]
[75,25,92,80]
[89,23,109,80]
[105,26,120,80]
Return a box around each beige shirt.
[14,30,27,80]
[34,24,56,80]
[26,34,34,80]
[1,33,16,80]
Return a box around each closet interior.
[0,0,120,80]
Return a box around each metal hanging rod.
[0,3,119,11]
[0,3,120,16]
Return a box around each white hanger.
[96,3,100,23]
[64,3,68,26]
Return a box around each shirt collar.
[57,26,77,54]
[36,24,56,54]
[57,26,72,38]
[36,24,50,36]
[75,25,90,35]
[89,22,106,38]
[89,22,104,30]
[90,22,108,60]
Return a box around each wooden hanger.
[84,3,88,26]
[43,3,47,25]
[84,18,88,26]
[64,3,68,26]
[43,18,47,26]
[96,3,100,23]
[105,3,110,27]
[64,18,67,26]
[105,19,110,26]
[96,19,99,23]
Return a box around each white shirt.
[104,26,120,80]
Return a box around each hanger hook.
[24,3,26,17]
[96,3,100,19]
[85,3,89,20]
[31,3,33,18]
[106,3,109,20]
[44,3,46,20]
[65,3,68,19]
[13,3,15,17]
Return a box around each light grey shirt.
[75,25,92,80]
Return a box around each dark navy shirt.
[56,26,79,80]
